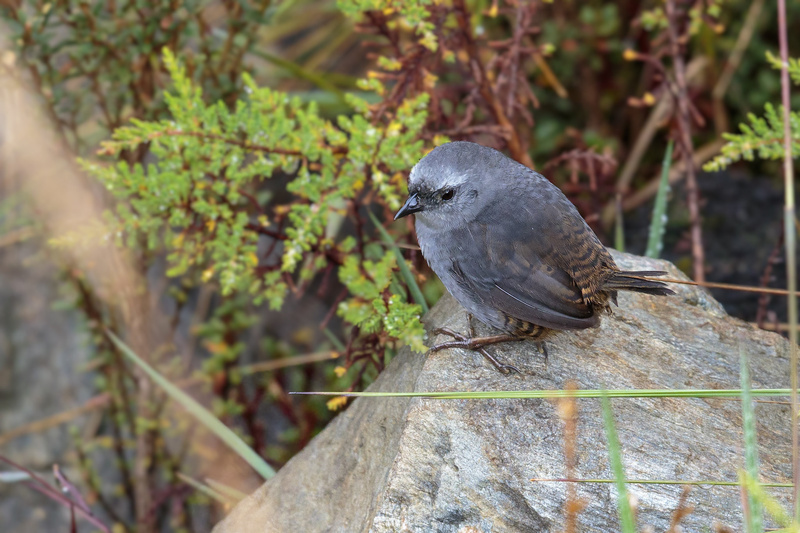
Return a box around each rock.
[213,251,793,532]
[0,238,94,531]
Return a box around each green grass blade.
[601,394,637,532]
[531,477,792,488]
[645,139,674,258]
[289,388,793,400]
[614,194,625,252]
[106,331,276,480]
[322,327,346,352]
[785,198,799,522]
[368,210,429,314]
[205,478,249,502]
[741,472,799,529]
[741,346,763,532]
[176,473,239,505]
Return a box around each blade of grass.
[367,210,429,314]
[176,473,238,506]
[614,194,625,252]
[241,351,337,375]
[531,477,792,488]
[601,394,637,532]
[106,330,276,480]
[645,139,674,258]
[741,472,799,529]
[776,0,799,517]
[205,478,249,502]
[289,388,793,399]
[741,345,763,532]
[323,327,346,352]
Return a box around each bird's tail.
[603,270,675,297]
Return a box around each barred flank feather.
[602,270,676,296]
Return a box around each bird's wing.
[449,195,612,330]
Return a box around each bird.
[394,141,674,373]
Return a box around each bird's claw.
[494,362,521,375]
[534,340,548,365]
[430,327,521,374]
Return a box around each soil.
[624,168,796,325]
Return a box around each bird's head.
[394,142,508,230]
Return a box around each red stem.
[665,0,706,282]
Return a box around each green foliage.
[704,103,800,171]
[338,251,426,352]
[337,0,437,50]
[766,51,800,85]
[85,48,428,352]
[2,0,271,152]
[368,209,429,313]
[339,252,397,331]
[9,1,800,529]
[705,53,800,172]
[640,0,722,33]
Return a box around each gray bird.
[394,141,673,373]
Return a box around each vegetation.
[0,0,798,530]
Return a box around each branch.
[452,0,533,169]
[245,223,288,240]
[665,0,705,282]
[161,130,346,156]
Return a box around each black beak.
[394,192,423,220]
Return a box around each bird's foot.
[534,340,548,365]
[430,327,523,374]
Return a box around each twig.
[666,486,695,532]
[711,0,767,114]
[0,456,110,533]
[0,226,35,248]
[659,277,795,296]
[532,52,567,99]
[665,0,705,282]
[158,130,346,157]
[558,382,586,532]
[53,465,92,515]
[242,351,339,374]
[0,395,106,446]
[756,228,785,327]
[245,223,288,240]
[750,322,800,333]
[452,0,533,168]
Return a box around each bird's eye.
[441,189,455,201]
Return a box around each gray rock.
[214,251,793,532]
[0,238,94,532]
